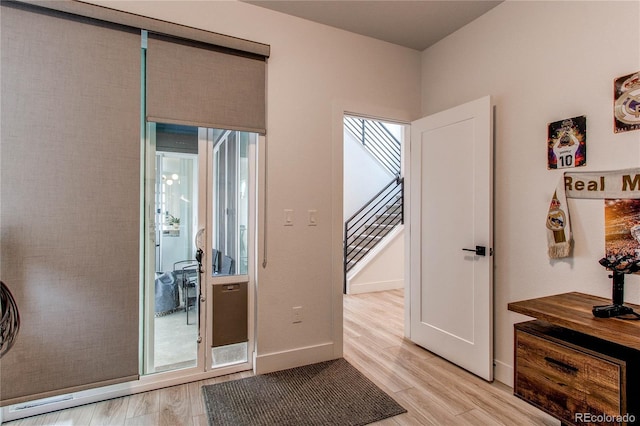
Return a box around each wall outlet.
[292,306,303,323]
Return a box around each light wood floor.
[343,289,558,425]
[6,289,558,426]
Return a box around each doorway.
[142,123,256,376]
[340,98,493,382]
[343,115,406,295]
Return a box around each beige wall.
[87,0,421,372]
[421,0,640,385]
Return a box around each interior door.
[409,96,494,381]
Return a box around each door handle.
[195,228,205,251]
[462,246,486,256]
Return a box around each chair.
[154,271,179,316]
[211,249,221,274]
[219,255,235,275]
[173,260,198,325]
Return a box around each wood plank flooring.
[5,289,558,425]
[343,289,558,426]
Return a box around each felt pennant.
[547,168,640,259]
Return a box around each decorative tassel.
[548,242,571,259]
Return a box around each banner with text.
[547,168,640,259]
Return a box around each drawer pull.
[544,356,578,374]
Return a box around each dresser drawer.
[515,322,626,425]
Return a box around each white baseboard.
[347,279,403,294]
[254,342,336,375]
[494,359,513,387]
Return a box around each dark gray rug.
[201,358,407,425]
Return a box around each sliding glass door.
[143,123,256,376]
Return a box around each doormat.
[201,358,406,425]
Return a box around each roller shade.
[0,2,140,405]
[146,33,267,134]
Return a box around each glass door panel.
[143,122,199,375]
[210,129,250,277]
[206,129,255,369]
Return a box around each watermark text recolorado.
[574,413,636,423]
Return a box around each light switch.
[308,209,317,226]
[284,209,293,226]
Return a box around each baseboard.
[494,359,513,387]
[348,279,403,294]
[254,342,336,375]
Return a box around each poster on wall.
[614,71,640,133]
[547,115,586,169]
[604,198,640,265]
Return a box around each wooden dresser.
[508,292,640,426]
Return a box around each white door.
[409,96,494,381]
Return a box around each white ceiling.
[242,0,503,51]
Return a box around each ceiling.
[242,0,503,51]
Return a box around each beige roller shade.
[146,34,267,134]
[0,2,140,405]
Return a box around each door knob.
[462,246,486,256]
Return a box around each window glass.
[211,130,250,276]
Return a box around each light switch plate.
[284,209,293,226]
[308,209,317,226]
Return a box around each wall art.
[605,198,640,263]
[546,167,640,259]
[547,115,586,169]
[614,71,640,133]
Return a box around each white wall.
[347,227,405,294]
[88,0,421,373]
[343,130,393,219]
[420,0,640,385]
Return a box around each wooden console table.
[508,292,640,426]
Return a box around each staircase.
[343,116,403,293]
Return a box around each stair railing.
[344,116,401,175]
[344,175,404,293]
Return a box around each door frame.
[332,101,415,360]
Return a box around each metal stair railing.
[344,175,404,293]
[344,116,401,175]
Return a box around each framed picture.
[605,198,640,264]
[547,115,586,169]
[614,71,640,133]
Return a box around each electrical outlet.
[292,306,303,323]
